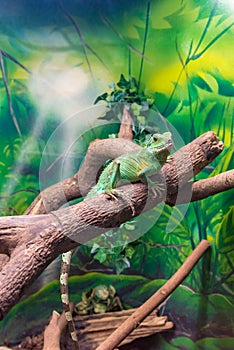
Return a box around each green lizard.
[60,131,172,349]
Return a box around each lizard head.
[147,131,173,160]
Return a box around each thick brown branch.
[25,131,223,215]
[0,131,228,319]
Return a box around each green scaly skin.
[60,131,172,348]
[86,131,172,198]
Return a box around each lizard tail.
[60,250,80,350]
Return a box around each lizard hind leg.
[60,251,80,349]
[138,171,166,199]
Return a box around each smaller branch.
[43,311,63,350]
[167,169,234,205]
[191,169,234,201]
[118,105,133,140]
[96,240,211,350]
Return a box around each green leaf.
[171,336,195,349]
[113,90,125,102]
[94,92,108,104]
[94,285,109,300]
[116,74,130,90]
[90,242,99,254]
[216,206,234,254]
[196,337,234,350]
[116,257,130,274]
[131,102,142,116]
[124,245,135,259]
[137,115,146,125]
[191,74,212,92]
[123,221,136,231]
[210,70,234,97]
[93,248,107,263]
[204,102,224,130]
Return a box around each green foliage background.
[0,0,233,348]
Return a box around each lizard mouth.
[157,140,173,152]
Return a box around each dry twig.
[96,240,211,350]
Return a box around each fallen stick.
[96,239,211,350]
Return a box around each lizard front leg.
[103,160,136,215]
[102,159,121,197]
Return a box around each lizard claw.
[104,189,119,200]
[115,189,136,216]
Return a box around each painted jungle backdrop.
[0,0,233,349]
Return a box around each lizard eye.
[153,136,158,142]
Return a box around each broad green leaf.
[115,257,130,274]
[204,102,223,130]
[93,248,107,263]
[171,336,195,349]
[191,74,212,92]
[216,206,234,254]
[210,70,234,97]
[171,336,234,350]
[196,337,234,350]
[116,74,130,90]
[94,92,108,104]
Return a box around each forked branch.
[0,131,232,320]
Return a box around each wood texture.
[65,309,173,350]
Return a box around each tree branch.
[25,131,226,215]
[96,240,211,350]
[117,105,134,140]
[0,131,231,320]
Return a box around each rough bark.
[0,131,232,320]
